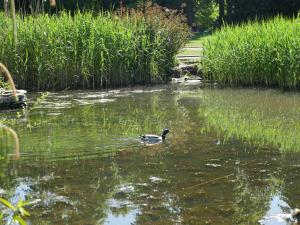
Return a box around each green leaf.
[13,215,27,225]
[19,208,30,217]
[0,198,16,211]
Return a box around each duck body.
[140,129,169,145]
[292,208,300,221]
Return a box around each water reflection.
[260,195,293,225]
[1,85,300,224]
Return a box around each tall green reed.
[201,16,300,89]
[0,6,189,91]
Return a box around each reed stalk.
[0,63,17,96]
[0,125,20,159]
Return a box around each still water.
[1,84,300,225]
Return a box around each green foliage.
[0,6,189,90]
[0,197,30,225]
[225,0,300,23]
[0,78,9,89]
[194,0,218,31]
[202,16,300,89]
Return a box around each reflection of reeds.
[199,89,300,152]
[0,63,17,97]
[0,125,20,159]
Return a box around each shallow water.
[1,85,300,225]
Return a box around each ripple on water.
[74,98,115,105]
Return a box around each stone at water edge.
[0,89,27,109]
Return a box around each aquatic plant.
[198,89,300,152]
[0,197,30,225]
[201,16,300,89]
[0,5,189,91]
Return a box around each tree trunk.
[4,0,9,15]
[10,0,17,47]
[186,0,194,27]
[218,0,225,26]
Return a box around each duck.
[292,208,300,222]
[140,129,170,145]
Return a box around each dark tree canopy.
[1,0,300,28]
[226,0,300,23]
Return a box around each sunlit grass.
[185,33,208,48]
[0,9,189,90]
[178,48,203,57]
[198,88,300,152]
[202,16,300,89]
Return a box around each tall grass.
[0,6,189,90]
[201,16,300,89]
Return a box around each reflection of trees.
[232,167,283,224]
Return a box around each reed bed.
[201,16,300,89]
[0,7,189,90]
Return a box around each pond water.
[1,84,300,225]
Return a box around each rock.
[179,64,199,76]
[0,89,27,109]
[171,63,203,81]
[170,67,182,78]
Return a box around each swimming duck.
[140,129,170,145]
[292,208,300,222]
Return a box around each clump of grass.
[201,16,300,89]
[198,89,300,152]
[0,5,189,91]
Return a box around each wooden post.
[218,0,225,27]
[10,0,17,47]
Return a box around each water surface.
[1,85,300,225]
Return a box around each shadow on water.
[1,85,300,224]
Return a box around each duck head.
[162,129,170,140]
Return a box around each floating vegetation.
[198,88,300,152]
[202,16,300,89]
